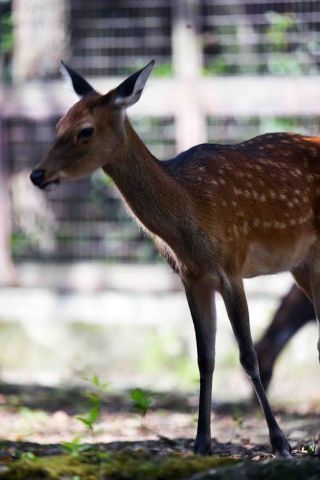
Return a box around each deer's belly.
[242,234,316,278]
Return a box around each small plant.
[61,374,109,456]
[230,405,245,442]
[231,405,245,429]
[76,374,109,441]
[302,438,318,456]
[130,388,154,418]
[61,436,90,458]
[88,373,110,391]
[76,392,101,440]
[19,452,37,462]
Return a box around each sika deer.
[31,61,320,456]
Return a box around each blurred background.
[0,0,319,409]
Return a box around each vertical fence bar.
[0,115,15,285]
[171,0,206,152]
[12,0,68,82]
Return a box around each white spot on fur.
[269,190,276,199]
[242,221,249,234]
[306,174,313,183]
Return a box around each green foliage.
[153,63,173,77]
[302,438,318,456]
[0,12,13,55]
[75,375,109,439]
[265,12,295,50]
[130,388,154,417]
[3,451,238,480]
[86,373,110,392]
[205,11,318,76]
[61,376,109,459]
[231,405,244,429]
[76,392,101,436]
[19,452,37,462]
[61,437,90,458]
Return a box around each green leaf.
[20,452,37,462]
[130,388,153,416]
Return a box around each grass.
[0,450,238,480]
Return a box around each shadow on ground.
[0,382,319,479]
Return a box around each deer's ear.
[113,60,155,108]
[60,61,96,98]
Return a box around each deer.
[255,284,315,393]
[30,60,320,457]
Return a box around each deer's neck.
[102,119,188,245]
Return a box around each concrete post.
[12,0,68,82]
[172,0,206,152]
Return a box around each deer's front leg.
[221,278,291,457]
[184,279,216,455]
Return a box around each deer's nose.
[30,169,45,187]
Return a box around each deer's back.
[163,132,320,277]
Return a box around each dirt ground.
[0,383,319,478]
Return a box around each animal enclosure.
[1,0,320,273]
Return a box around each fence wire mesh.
[6,116,175,262]
[2,0,320,264]
[201,0,320,75]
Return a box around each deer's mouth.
[40,178,61,191]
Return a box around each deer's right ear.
[60,61,96,98]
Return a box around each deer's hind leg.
[292,255,320,359]
[294,249,320,454]
[220,277,291,457]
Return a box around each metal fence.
[1,0,320,273]
[201,0,320,76]
[6,116,175,262]
[69,0,172,77]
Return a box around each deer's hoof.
[193,437,212,456]
[271,431,292,458]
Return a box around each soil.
[0,382,319,479]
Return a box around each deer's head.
[30,60,154,189]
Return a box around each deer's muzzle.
[30,169,60,190]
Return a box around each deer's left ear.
[113,60,155,108]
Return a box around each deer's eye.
[78,127,94,140]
